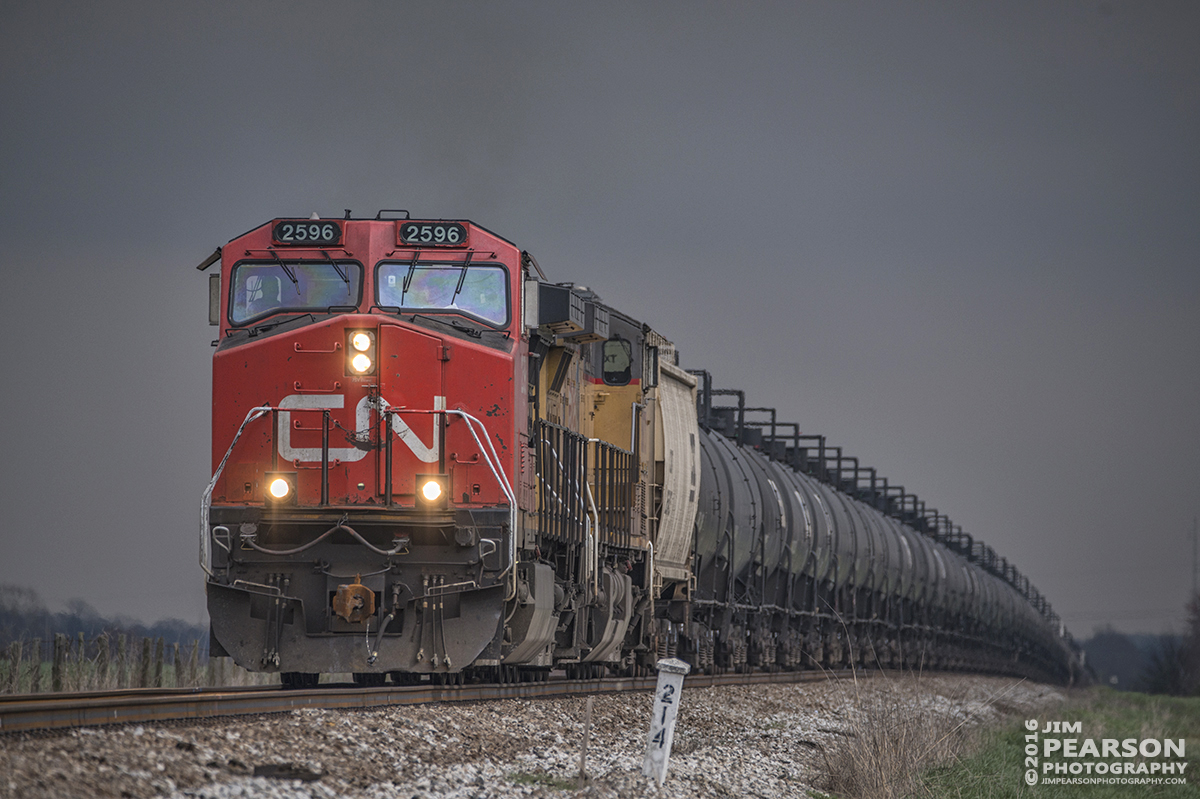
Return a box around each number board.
[398,221,468,247]
[272,220,343,246]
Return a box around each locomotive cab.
[201,215,523,680]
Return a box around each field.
[916,688,1200,799]
[1,635,272,693]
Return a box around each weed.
[820,687,974,799]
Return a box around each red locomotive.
[201,214,536,684]
[199,212,1081,687]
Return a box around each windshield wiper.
[401,251,419,300]
[448,319,483,338]
[319,250,350,294]
[450,250,475,304]
[270,251,301,295]
[412,314,484,339]
[248,313,313,336]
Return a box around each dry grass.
[814,670,1040,799]
[819,691,972,798]
[1,636,275,694]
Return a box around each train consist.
[198,214,1082,687]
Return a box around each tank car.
[197,212,1081,686]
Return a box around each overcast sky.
[1,1,1196,637]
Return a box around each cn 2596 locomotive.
[198,213,1081,686]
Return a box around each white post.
[642,657,691,787]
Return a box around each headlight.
[264,472,297,504]
[346,329,377,375]
[415,474,449,509]
[421,479,443,502]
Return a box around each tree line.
[1138,595,1200,695]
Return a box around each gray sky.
[1,1,1196,636]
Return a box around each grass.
[919,688,1200,798]
[819,682,977,799]
[1,637,277,693]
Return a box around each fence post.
[116,634,128,689]
[96,634,110,689]
[188,640,199,688]
[52,634,67,692]
[76,631,86,691]
[29,639,42,694]
[153,638,165,688]
[6,642,21,694]
[139,637,151,688]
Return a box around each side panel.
[821,487,860,589]
[706,431,759,601]
[806,472,844,585]
[694,431,733,604]
[740,448,787,607]
[767,462,815,605]
[653,363,700,580]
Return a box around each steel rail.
[0,669,854,735]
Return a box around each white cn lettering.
[277,394,444,464]
[388,395,445,463]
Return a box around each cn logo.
[276,394,445,463]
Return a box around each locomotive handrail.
[584,479,600,595]
[201,403,517,600]
[587,437,633,549]
[536,421,589,544]
[376,400,519,601]
[201,403,348,574]
[537,436,582,521]
[200,405,274,576]
[449,409,518,600]
[538,425,603,594]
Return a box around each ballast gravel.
[0,673,1064,799]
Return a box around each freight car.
[197,213,1082,687]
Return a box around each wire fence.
[1,633,275,694]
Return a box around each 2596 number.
[273,221,342,246]
[399,222,466,246]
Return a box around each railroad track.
[0,669,846,735]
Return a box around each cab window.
[376,261,509,327]
[603,338,633,386]
[229,261,362,325]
